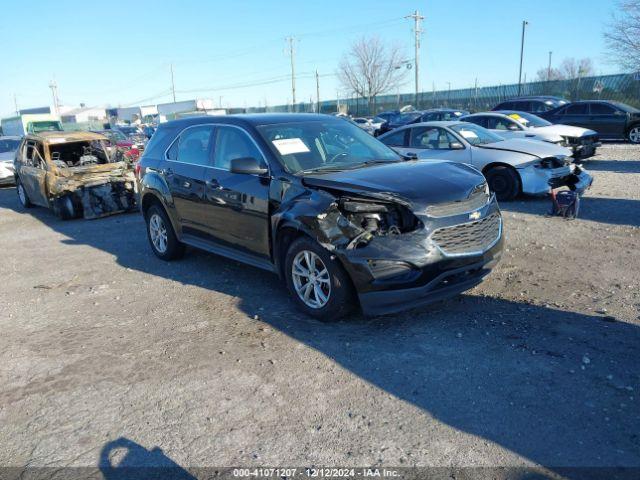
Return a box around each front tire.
[628,125,640,144]
[284,237,355,321]
[485,165,521,201]
[145,204,185,261]
[16,178,32,208]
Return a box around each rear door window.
[589,103,616,115]
[565,104,588,115]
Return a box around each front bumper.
[335,198,503,316]
[518,164,593,196]
[567,136,601,160]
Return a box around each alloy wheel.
[629,126,640,144]
[291,250,331,309]
[149,213,168,254]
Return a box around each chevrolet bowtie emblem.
[469,211,481,220]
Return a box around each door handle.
[182,181,191,188]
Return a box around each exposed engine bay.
[50,140,112,169]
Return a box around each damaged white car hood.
[478,138,572,159]
[532,125,597,138]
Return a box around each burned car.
[14,131,137,219]
[137,114,503,319]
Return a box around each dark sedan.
[492,96,569,114]
[137,114,503,319]
[377,109,469,136]
[539,100,640,143]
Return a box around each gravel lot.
[0,144,639,477]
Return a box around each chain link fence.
[245,72,640,116]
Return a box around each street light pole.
[547,51,553,81]
[517,20,528,96]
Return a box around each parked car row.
[10,111,600,320]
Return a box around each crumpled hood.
[302,160,486,210]
[533,124,598,138]
[478,138,571,159]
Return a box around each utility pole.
[48,80,60,116]
[13,94,19,115]
[315,70,320,114]
[547,51,553,81]
[517,20,529,96]
[285,36,296,111]
[405,10,424,106]
[170,63,176,103]
[446,82,451,107]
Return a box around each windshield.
[257,120,401,174]
[505,112,551,128]
[451,123,504,146]
[395,112,422,124]
[0,138,20,153]
[30,121,62,133]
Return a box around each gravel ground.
[0,144,638,477]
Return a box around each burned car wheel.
[52,195,78,220]
[485,166,520,201]
[146,204,185,261]
[285,237,354,321]
[16,179,33,208]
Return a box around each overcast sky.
[1,0,620,116]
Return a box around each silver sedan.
[377,121,593,201]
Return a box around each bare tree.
[534,57,595,82]
[338,37,407,113]
[604,0,640,71]
[535,67,564,82]
[559,58,595,79]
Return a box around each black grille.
[426,188,489,218]
[431,213,501,255]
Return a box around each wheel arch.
[482,162,523,194]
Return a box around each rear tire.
[485,165,520,201]
[16,178,32,208]
[628,125,640,144]
[145,204,185,261]
[284,237,355,321]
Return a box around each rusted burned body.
[14,131,136,219]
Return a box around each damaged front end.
[277,181,503,316]
[518,155,593,196]
[49,162,137,219]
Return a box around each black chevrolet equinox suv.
[137,114,503,319]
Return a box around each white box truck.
[1,114,63,137]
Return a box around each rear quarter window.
[142,125,179,159]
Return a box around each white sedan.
[378,121,593,201]
[461,111,600,159]
[0,136,20,186]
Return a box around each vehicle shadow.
[1,189,639,476]
[500,195,640,227]
[99,437,195,480]
[583,159,640,174]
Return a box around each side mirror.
[230,157,268,175]
[450,142,465,150]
